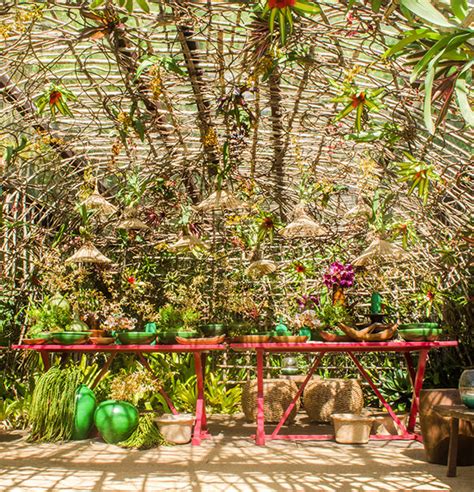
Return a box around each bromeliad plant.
[261,0,321,45]
[385,0,474,133]
[332,84,385,133]
[394,152,441,205]
[36,83,77,119]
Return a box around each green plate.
[116,332,156,345]
[51,332,89,345]
[159,330,198,344]
[399,323,439,331]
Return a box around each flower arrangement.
[102,313,137,333]
[296,294,319,311]
[323,262,355,289]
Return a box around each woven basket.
[303,378,364,423]
[242,379,300,423]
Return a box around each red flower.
[294,263,306,274]
[426,291,435,301]
[261,216,274,230]
[127,276,136,284]
[268,0,295,8]
[351,93,366,108]
[49,91,62,106]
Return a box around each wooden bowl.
[175,335,225,345]
[90,337,115,345]
[271,335,308,343]
[22,338,48,345]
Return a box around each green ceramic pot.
[51,332,89,345]
[116,332,156,345]
[298,327,312,341]
[159,330,198,344]
[94,400,139,444]
[200,324,226,337]
[399,323,442,342]
[72,385,96,440]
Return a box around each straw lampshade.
[168,235,209,252]
[246,259,278,278]
[65,243,112,265]
[194,189,244,212]
[281,202,327,238]
[116,207,149,231]
[82,187,117,217]
[352,238,407,266]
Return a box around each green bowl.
[51,332,89,345]
[200,324,226,337]
[158,330,198,344]
[398,324,442,342]
[116,332,156,345]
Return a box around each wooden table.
[12,343,225,445]
[231,340,458,446]
[434,404,474,477]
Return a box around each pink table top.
[229,340,458,353]
[12,344,226,353]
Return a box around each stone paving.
[1,415,473,491]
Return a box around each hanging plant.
[394,152,441,205]
[90,0,150,13]
[35,83,77,119]
[332,84,385,132]
[262,0,321,45]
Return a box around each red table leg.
[40,351,51,371]
[91,353,116,389]
[192,351,207,445]
[404,352,416,386]
[348,352,408,436]
[270,353,324,439]
[407,349,428,434]
[256,348,265,446]
[137,353,178,415]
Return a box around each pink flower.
[268,0,295,8]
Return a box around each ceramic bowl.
[51,332,89,345]
[116,332,156,345]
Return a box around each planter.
[155,413,194,444]
[200,324,226,337]
[303,378,364,423]
[364,409,408,435]
[332,413,373,444]
[72,385,96,440]
[242,379,300,423]
[459,369,474,409]
[94,400,139,444]
[116,332,156,345]
[51,332,89,345]
[398,323,441,341]
[159,330,198,344]
[419,388,474,465]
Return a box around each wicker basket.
[303,378,364,423]
[242,379,300,423]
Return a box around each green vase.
[72,385,96,440]
[94,400,139,444]
[298,327,312,341]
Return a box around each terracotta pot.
[419,388,474,466]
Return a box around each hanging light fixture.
[280,202,327,238]
[168,234,209,252]
[116,206,149,231]
[352,238,407,266]
[194,189,244,213]
[82,186,117,217]
[65,242,112,265]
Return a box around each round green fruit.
[94,400,139,444]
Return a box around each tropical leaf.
[400,0,454,28]
[450,0,468,21]
[455,72,474,126]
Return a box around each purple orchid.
[323,262,354,289]
[297,294,319,311]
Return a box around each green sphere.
[94,400,139,444]
[72,385,96,440]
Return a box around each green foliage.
[386,0,474,133]
[394,152,441,205]
[156,304,200,331]
[204,372,242,415]
[315,293,352,329]
[26,295,72,335]
[29,366,83,442]
[35,83,77,119]
[90,0,150,13]
[379,368,412,413]
[118,413,165,449]
[135,55,187,80]
[0,396,31,429]
[3,135,29,166]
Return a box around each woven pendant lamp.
[65,242,111,265]
[352,238,406,266]
[280,202,327,238]
[168,234,209,252]
[82,186,117,217]
[116,207,149,231]
[344,199,371,219]
[246,259,278,278]
[194,189,244,212]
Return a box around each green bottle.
[371,292,382,314]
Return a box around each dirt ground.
[1,414,473,492]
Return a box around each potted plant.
[103,312,155,345]
[156,304,200,344]
[315,295,354,342]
